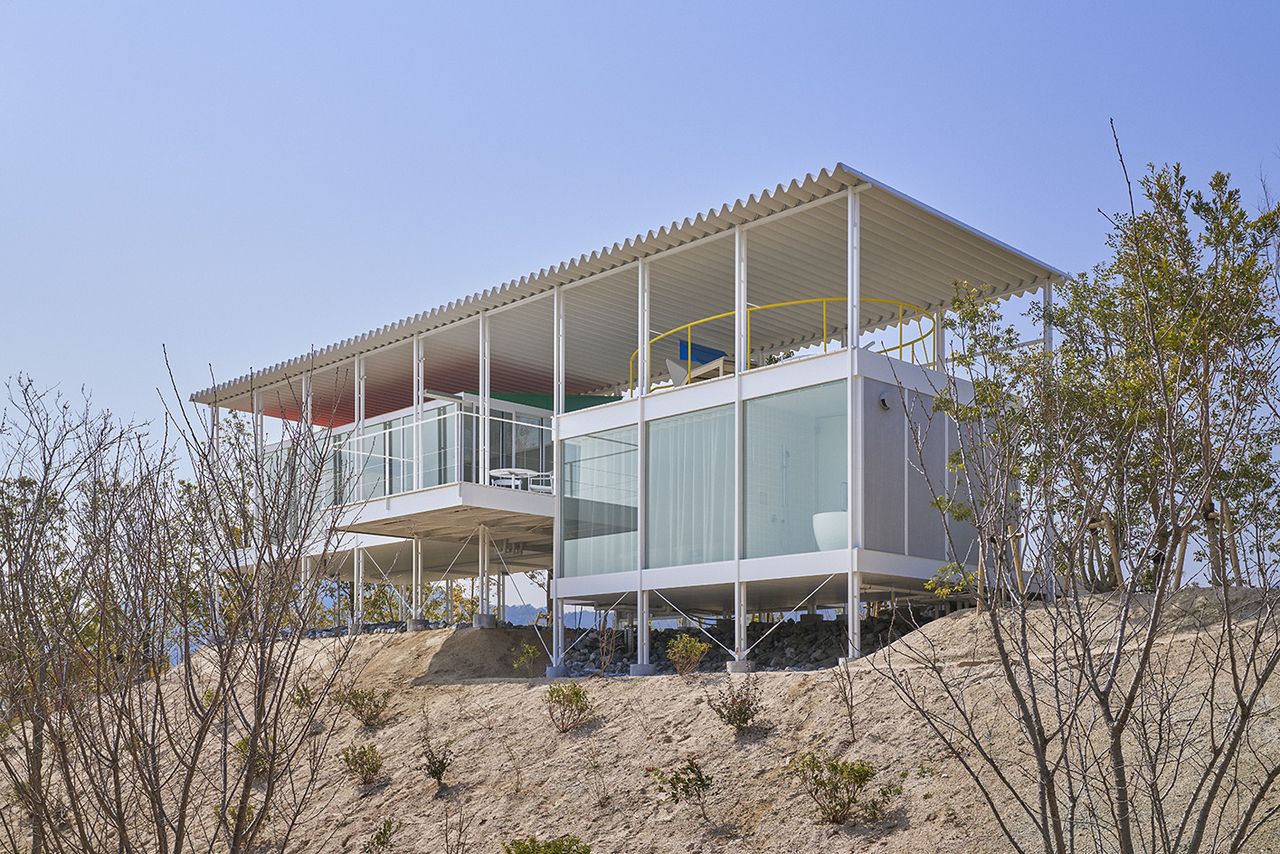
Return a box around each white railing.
[327,406,553,506]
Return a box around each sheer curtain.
[562,426,638,577]
[646,405,734,568]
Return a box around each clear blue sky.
[2,2,1278,425]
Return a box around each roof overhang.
[192,163,1065,407]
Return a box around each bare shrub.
[441,800,473,854]
[830,659,863,743]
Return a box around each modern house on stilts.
[190,164,1064,675]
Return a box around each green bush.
[787,751,897,825]
[649,757,714,821]
[339,742,384,786]
[361,817,400,853]
[335,686,391,728]
[545,681,593,733]
[233,735,273,779]
[422,735,453,788]
[502,835,592,854]
[666,634,710,677]
[707,674,761,733]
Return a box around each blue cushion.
[677,341,728,365]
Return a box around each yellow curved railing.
[629,297,935,391]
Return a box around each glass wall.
[744,381,847,557]
[646,405,734,567]
[561,425,638,577]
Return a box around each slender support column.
[412,334,424,492]
[352,547,365,634]
[354,355,366,429]
[474,524,495,627]
[847,567,862,659]
[445,579,454,624]
[727,580,752,672]
[300,373,313,430]
[407,537,424,628]
[637,262,649,396]
[547,596,567,677]
[478,312,490,485]
[933,308,946,371]
[251,388,264,457]
[846,188,863,660]
[554,285,566,414]
[630,590,654,676]
[496,571,506,624]
[735,226,748,373]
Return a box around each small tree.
[666,634,710,678]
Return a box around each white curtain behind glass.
[646,405,734,568]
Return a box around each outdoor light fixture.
[878,392,892,411]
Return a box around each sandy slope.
[292,620,1019,854]
[284,595,1280,853]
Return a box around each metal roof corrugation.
[191,164,1062,404]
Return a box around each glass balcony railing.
[324,405,553,507]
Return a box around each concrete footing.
[545,664,568,678]
[472,614,497,629]
[629,663,657,676]
[726,659,755,674]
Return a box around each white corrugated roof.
[192,163,1064,405]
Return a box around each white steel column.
[637,590,651,666]
[730,225,748,671]
[932,309,946,371]
[733,581,748,663]
[846,188,864,659]
[550,285,565,669]
[475,523,494,627]
[552,597,566,671]
[410,537,422,621]
[412,334,424,491]
[637,262,650,397]
[497,570,506,624]
[354,355,366,429]
[446,579,455,624]
[478,311,490,486]
[251,388,264,456]
[630,261,652,676]
[301,373,313,430]
[352,547,365,633]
